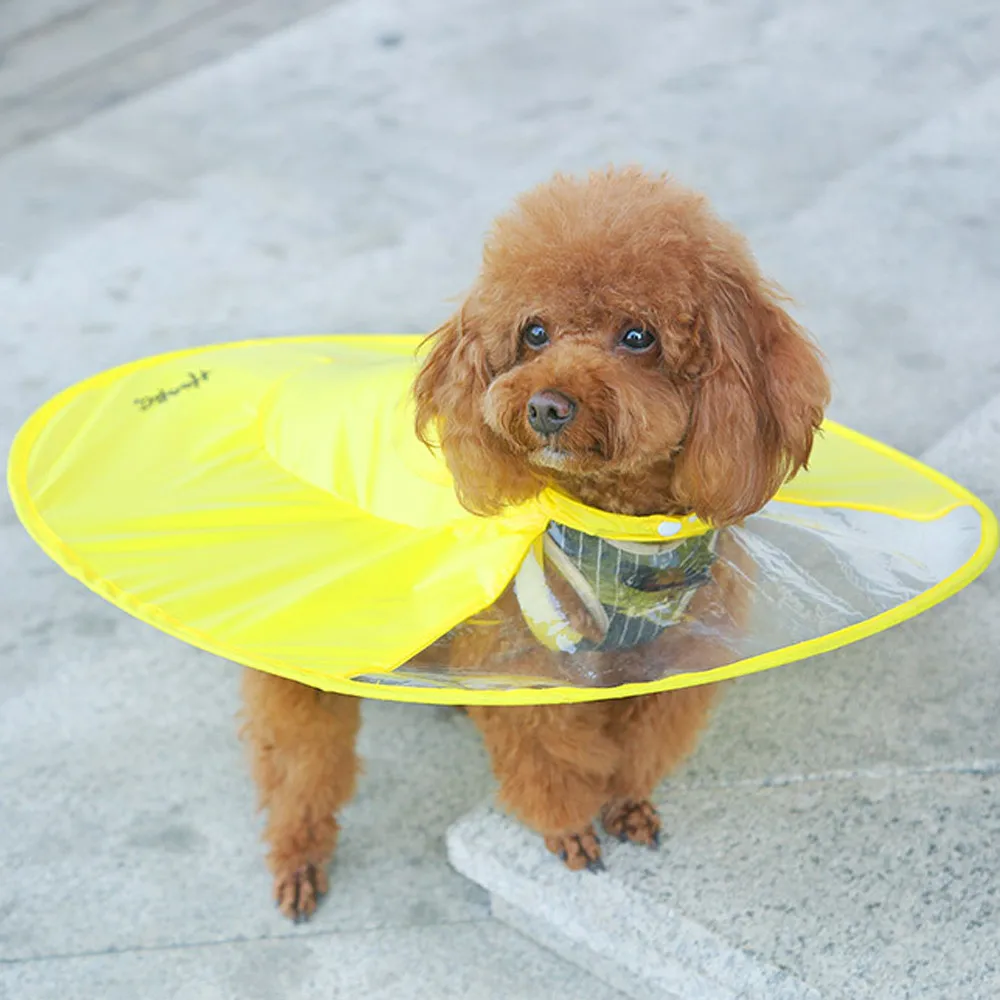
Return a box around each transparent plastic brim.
[349,499,992,696]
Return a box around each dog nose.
[527,390,577,436]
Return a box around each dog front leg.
[467,702,620,872]
[239,669,361,920]
[600,684,720,848]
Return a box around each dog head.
[415,168,830,525]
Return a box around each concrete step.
[445,393,1000,1000]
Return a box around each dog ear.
[414,307,538,515]
[674,269,830,526]
[414,308,492,446]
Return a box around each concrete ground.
[1,1,998,998]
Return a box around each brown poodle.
[240,167,831,919]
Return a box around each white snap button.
[657,520,681,537]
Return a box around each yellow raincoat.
[7,335,997,705]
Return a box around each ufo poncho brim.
[7,335,998,706]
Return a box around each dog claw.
[274,862,326,922]
[546,828,603,872]
[601,799,662,850]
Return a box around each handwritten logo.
[134,370,211,411]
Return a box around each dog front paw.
[544,826,605,873]
[274,862,329,921]
[601,798,661,848]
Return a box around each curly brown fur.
[240,166,830,916]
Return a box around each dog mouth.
[530,444,572,469]
[528,440,607,470]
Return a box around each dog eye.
[620,326,656,352]
[522,322,550,350]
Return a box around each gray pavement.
[1,0,998,997]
